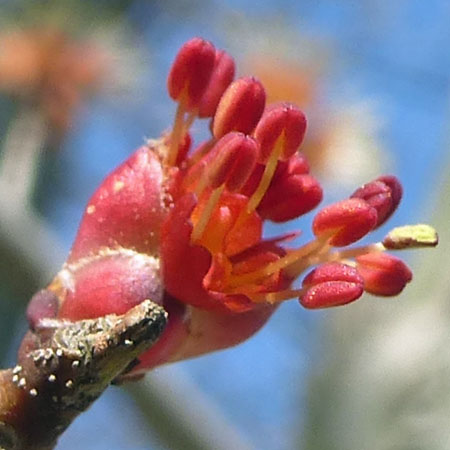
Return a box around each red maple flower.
[25,38,438,376]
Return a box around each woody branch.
[0,300,167,450]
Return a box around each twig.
[0,300,167,450]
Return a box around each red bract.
[26,290,59,330]
[24,37,437,376]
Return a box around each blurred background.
[0,0,449,449]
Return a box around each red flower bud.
[19,37,435,377]
[198,49,235,118]
[312,198,378,246]
[356,252,412,296]
[207,132,259,192]
[212,76,266,138]
[351,175,403,227]
[300,262,364,309]
[167,38,216,110]
[253,103,307,163]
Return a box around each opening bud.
[356,252,412,296]
[167,37,216,110]
[351,175,403,227]
[212,76,266,138]
[253,103,307,163]
[300,262,364,309]
[198,49,236,118]
[382,224,439,249]
[312,198,378,246]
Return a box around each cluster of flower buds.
[24,38,438,375]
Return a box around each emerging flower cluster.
[25,38,438,375]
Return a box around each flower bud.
[167,38,216,110]
[300,262,364,309]
[351,175,402,227]
[207,132,259,192]
[198,49,235,118]
[312,198,378,246]
[212,76,266,138]
[356,252,412,296]
[253,103,307,163]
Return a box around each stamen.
[192,168,210,197]
[228,235,329,288]
[329,242,385,260]
[284,241,331,279]
[245,288,305,304]
[191,185,224,243]
[167,94,187,166]
[187,139,216,167]
[234,136,283,228]
[286,242,385,277]
[183,109,198,132]
[247,137,283,213]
